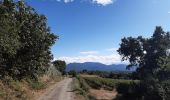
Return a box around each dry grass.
[0,75,63,100]
[80,74,99,78]
[0,79,32,100]
[89,89,117,100]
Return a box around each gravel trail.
[37,78,75,100]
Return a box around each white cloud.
[105,48,118,52]
[64,0,74,3]
[54,48,125,65]
[80,51,99,55]
[56,0,116,6]
[92,0,115,6]
[56,0,74,3]
[57,54,127,65]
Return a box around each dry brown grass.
[0,75,63,100]
[89,89,117,100]
[80,74,99,78]
[0,80,32,100]
[74,94,86,100]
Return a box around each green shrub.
[69,70,77,77]
[162,80,170,99]
[116,82,146,100]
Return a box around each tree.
[118,26,170,79]
[156,51,170,100]
[118,26,170,100]
[53,60,66,75]
[0,0,58,79]
[0,0,21,78]
[68,70,77,77]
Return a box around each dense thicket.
[118,26,170,100]
[0,0,57,79]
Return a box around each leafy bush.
[68,70,78,77]
[116,80,170,100]
[116,82,146,100]
[162,80,170,99]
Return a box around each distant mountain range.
[66,62,136,72]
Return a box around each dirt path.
[37,78,75,100]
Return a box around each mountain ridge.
[66,62,135,72]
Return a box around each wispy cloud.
[56,0,74,3]
[57,54,127,65]
[80,51,99,55]
[55,47,125,65]
[168,11,170,14]
[64,0,74,3]
[92,0,116,6]
[56,0,116,6]
[105,48,118,52]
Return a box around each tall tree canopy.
[118,26,170,100]
[0,0,58,79]
[118,26,170,80]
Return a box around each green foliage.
[118,26,170,79]
[53,60,66,75]
[68,70,78,77]
[158,56,170,81]
[118,26,170,100]
[0,0,58,79]
[116,82,146,100]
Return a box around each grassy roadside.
[0,75,63,100]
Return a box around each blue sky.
[27,0,170,64]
